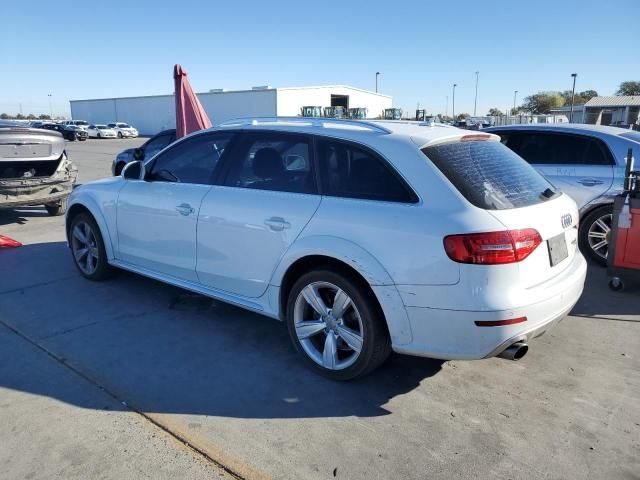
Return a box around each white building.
[69,85,393,135]
[583,96,640,127]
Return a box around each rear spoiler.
[0,127,63,139]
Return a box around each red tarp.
[173,64,213,139]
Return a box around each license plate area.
[547,232,568,267]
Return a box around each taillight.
[443,229,542,265]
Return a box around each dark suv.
[112,129,176,175]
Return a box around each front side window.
[147,132,234,185]
[316,138,417,203]
[144,134,174,159]
[223,132,316,194]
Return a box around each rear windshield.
[422,140,558,210]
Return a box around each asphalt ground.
[0,137,638,479]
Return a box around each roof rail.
[218,116,392,134]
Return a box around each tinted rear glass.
[621,131,640,143]
[422,140,557,210]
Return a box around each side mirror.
[122,160,145,180]
[133,147,145,160]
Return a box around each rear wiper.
[541,188,558,199]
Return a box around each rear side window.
[507,132,613,165]
[316,138,417,203]
[422,140,557,210]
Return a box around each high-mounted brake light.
[443,229,542,265]
[460,134,491,142]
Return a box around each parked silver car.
[485,124,640,265]
[0,125,77,215]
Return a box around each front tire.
[117,132,123,138]
[68,213,113,281]
[579,205,613,266]
[286,269,391,380]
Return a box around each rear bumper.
[392,253,587,360]
[0,174,77,207]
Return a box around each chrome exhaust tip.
[497,342,529,361]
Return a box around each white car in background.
[107,122,139,138]
[87,124,117,138]
[62,119,90,130]
[65,117,587,380]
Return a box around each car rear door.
[505,130,614,208]
[195,131,321,298]
[116,132,235,281]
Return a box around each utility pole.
[513,90,518,116]
[570,73,577,123]
[375,72,381,93]
[452,84,457,120]
[445,96,448,118]
[474,71,479,116]
[48,94,53,119]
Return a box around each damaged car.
[0,126,78,215]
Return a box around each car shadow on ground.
[0,207,50,226]
[570,259,640,320]
[0,241,444,420]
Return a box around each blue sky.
[2,0,639,117]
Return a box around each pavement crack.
[0,275,77,296]
[0,318,248,480]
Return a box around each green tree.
[456,113,470,120]
[615,81,640,96]
[488,108,503,116]
[38,114,51,120]
[521,91,565,114]
[0,113,9,119]
[15,113,25,120]
[560,89,598,105]
[26,114,36,120]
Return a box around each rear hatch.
[422,135,579,288]
[0,128,66,179]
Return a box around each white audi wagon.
[65,118,587,380]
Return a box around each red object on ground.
[612,205,640,269]
[0,235,22,248]
[173,64,213,139]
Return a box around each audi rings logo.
[561,213,573,229]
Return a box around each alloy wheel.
[71,220,100,275]
[587,213,612,261]
[293,281,364,370]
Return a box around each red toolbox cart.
[608,148,640,291]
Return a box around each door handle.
[264,217,291,231]
[175,203,194,216]
[577,178,604,187]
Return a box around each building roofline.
[69,84,391,103]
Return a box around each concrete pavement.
[0,138,638,479]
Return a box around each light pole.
[473,71,479,116]
[513,90,518,116]
[452,83,457,120]
[445,95,448,118]
[47,94,53,119]
[375,72,381,93]
[570,73,577,123]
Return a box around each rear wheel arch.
[278,255,386,326]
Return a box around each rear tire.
[45,197,68,216]
[286,268,391,380]
[579,205,613,266]
[68,212,113,281]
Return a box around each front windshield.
[118,123,131,128]
[75,121,89,126]
[97,125,108,129]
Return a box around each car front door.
[505,131,614,208]
[116,132,235,282]
[196,131,321,298]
